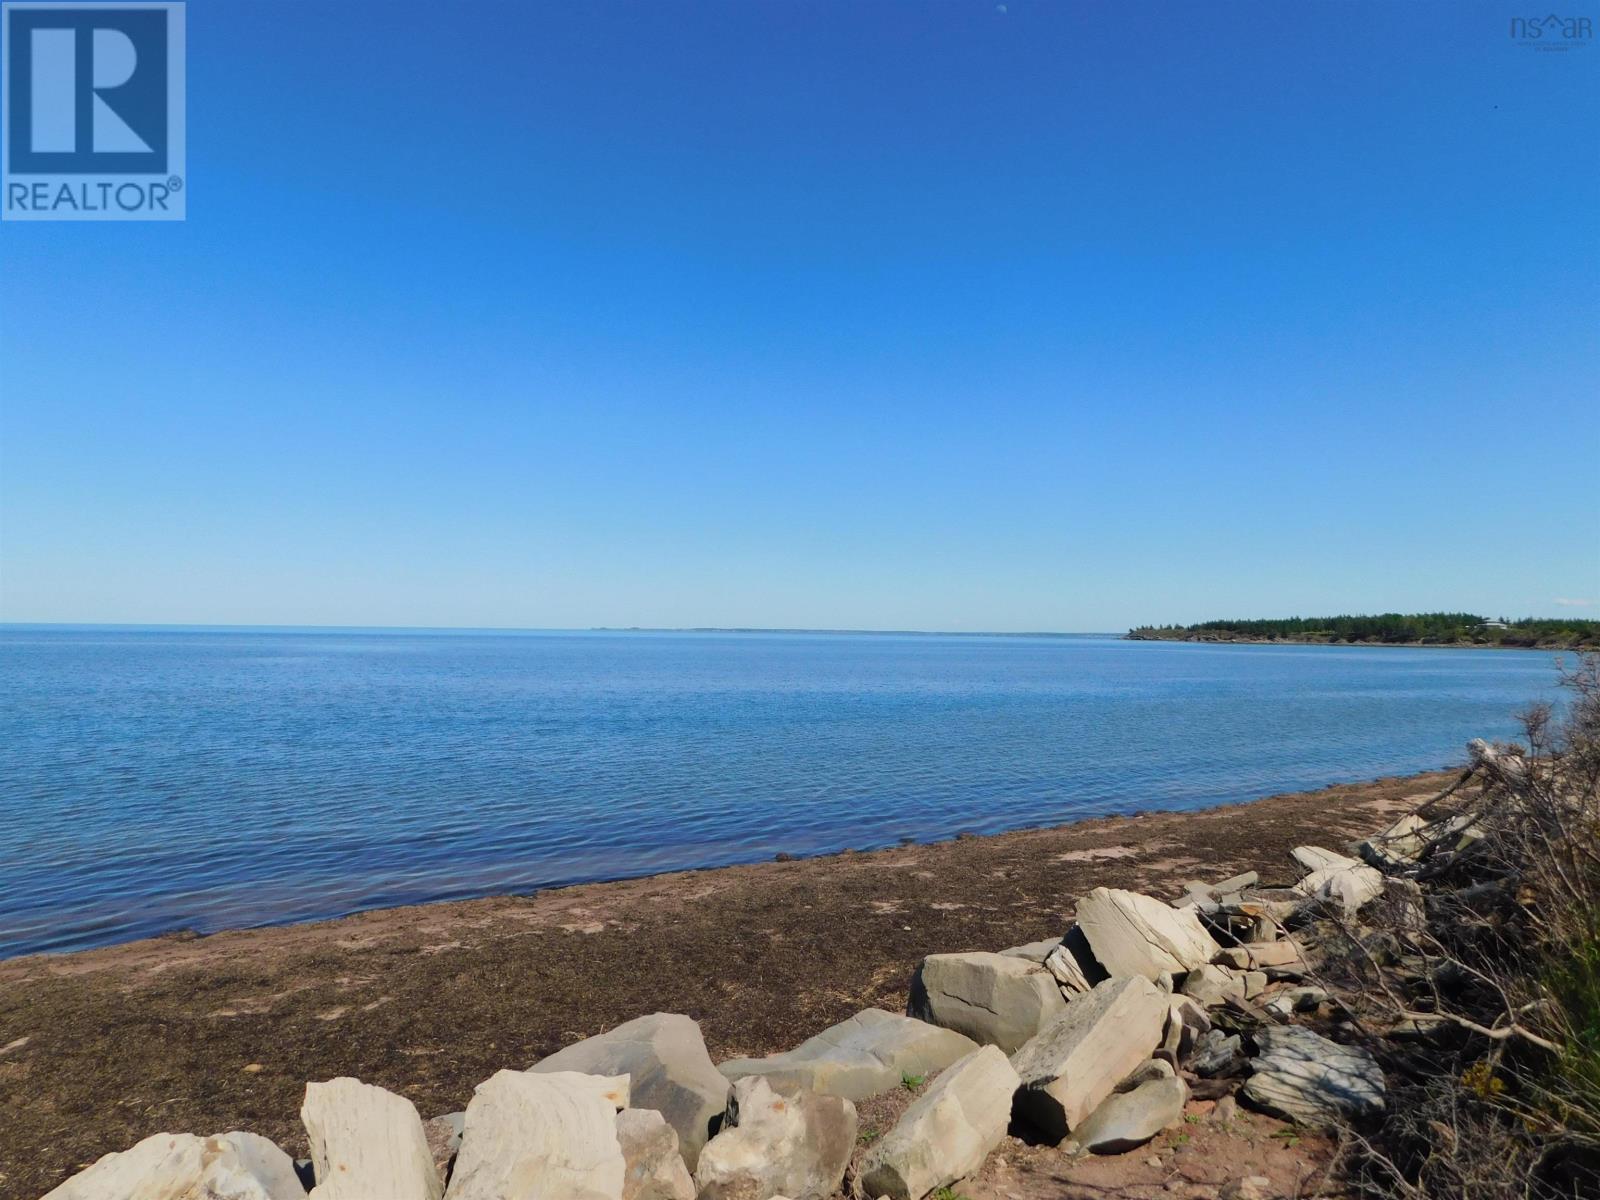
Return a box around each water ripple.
[0,629,1562,957]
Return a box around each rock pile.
[43,794,1447,1200]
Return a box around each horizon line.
[0,621,1123,639]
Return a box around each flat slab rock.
[998,937,1061,963]
[302,1077,441,1200]
[532,1013,729,1172]
[445,1069,625,1200]
[718,1008,978,1101]
[1070,1075,1188,1155]
[42,1132,306,1200]
[908,951,1068,1053]
[1074,887,1221,982]
[858,1045,1021,1200]
[1242,1025,1385,1127]
[857,1049,1017,1200]
[1297,862,1384,913]
[693,1076,856,1200]
[1011,975,1169,1141]
[1290,845,1361,873]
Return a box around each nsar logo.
[1509,13,1594,50]
[2,2,185,221]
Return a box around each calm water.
[0,627,1565,957]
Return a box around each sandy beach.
[0,766,1459,1199]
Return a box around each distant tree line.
[1126,612,1600,649]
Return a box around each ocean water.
[0,627,1566,958]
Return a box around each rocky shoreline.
[0,769,1456,1200]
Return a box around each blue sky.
[1,0,1597,631]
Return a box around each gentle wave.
[0,628,1562,957]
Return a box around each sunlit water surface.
[0,628,1563,956]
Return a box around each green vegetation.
[900,1070,927,1091]
[1127,612,1600,649]
[1342,653,1600,1195]
[1545,919,1600,1134]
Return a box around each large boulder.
[858,1045,1021,1200]
[1071,1076,1188,1154]
[692,1077,856,1200]
[616,1109,694,1200]
[302,1078,441,1200]
[1073,888,1220,982]
[908,952,1068,1053]
[42,1132,305,1200]
[1011,975,1169,1142]
[445,1069,624,1200]
[718,1009,978,1101]
[531,1014,729,1171]
[1242,1026,1385,1127]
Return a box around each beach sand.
[0,768,1454,1199]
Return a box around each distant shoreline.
[1127,613,1598,651]
[1124,631,1584,651]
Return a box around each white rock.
[1242,1026,1385,1127]
[543,1071,631,1111]
[1296,862,1384,913]
[1072,1076,1188,1154]
[1181,963,1246,1008]
[718,1008,977,1101]
[1291,845,1362,873]
[1237,940,1306,970]
[531,1013,729,1171]
[908,951,1068,1053]
[303,1078,441,1200]
[693,1077,856,1200]
[41,1134,204,1200]
[1358,812,1429,867]
[616,1109,694,1200]
[204,1134,308,1199]
[1262,986,1327,1019]
[42,1132,306,1200]
[1011,975,1169,1141]
[445,1069,624,1200]
[1074,888,1221,982]
[858,1046,1021,1200]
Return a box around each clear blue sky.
[2,0,1596,631]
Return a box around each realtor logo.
[2,2,185,220]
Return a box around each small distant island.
[1127,612,1600,649]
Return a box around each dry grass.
[1313,653,1600,1198]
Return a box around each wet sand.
[0,768,1454,1199]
